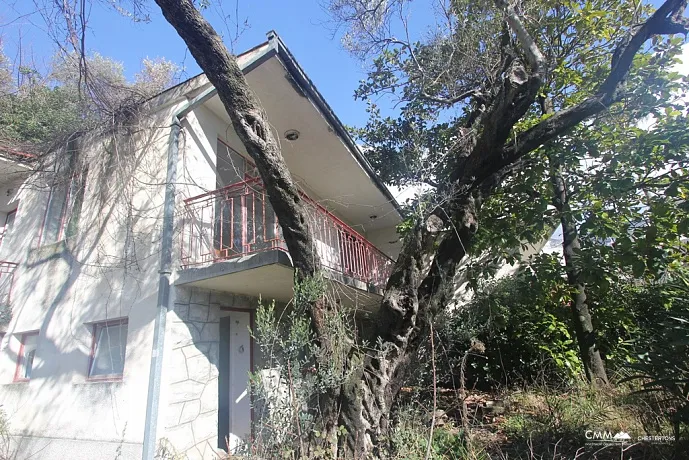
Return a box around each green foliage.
[249,275,354,458]
[0,49,178,149]
[427,259,689,390]
[623,271,689,438]
[335,0,689,453]
[0,85,81,145]
[433,262,582,388]
[348,0,688,284]
[389,404,476,460]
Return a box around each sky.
[0,0,435,129]
[0,0,680,129]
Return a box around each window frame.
[13,330,39,383]
[4,208,16,231]
[87,318,128,382]
[0,208,17,248]
[39,171,80,246]
[38,141,87,247]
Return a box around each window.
[0,261,16,309]
[4,209,16,233]
[14,331,38,382]
[217,139,258,186]
[40,143,87,245]
[88,319,128,379]
[0,209,16,248]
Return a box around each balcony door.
[214,140,279,260]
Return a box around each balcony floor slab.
[176,250,384,310]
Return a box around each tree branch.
[494,0,545,74]
[420,88,478,106]
[500,0,689,169]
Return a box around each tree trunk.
[549,154,609,386]
[338,198,480,457]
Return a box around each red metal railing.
[0,261,18,307]
[180,179,393,288]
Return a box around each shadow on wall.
[163,286,267,460]
[0,120,173,457]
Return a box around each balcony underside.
[175,250,384,310]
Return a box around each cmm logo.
[585,431,631,442]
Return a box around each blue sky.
[0,0,676,130]
[0,0,434,129]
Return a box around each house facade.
[0,32,402,460]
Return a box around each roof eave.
[265,30,403,218]
[148,33,403,218]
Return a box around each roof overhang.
[198,32,401,234]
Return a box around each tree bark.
[549,154,609,386]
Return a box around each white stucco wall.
[0,79,207,459]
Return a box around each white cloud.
[386,183,432,204]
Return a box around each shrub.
[246,275,355,458]
[426,259,688,390]
[390,403,476,460]
[432,266,582,388]
[622,271,689,443]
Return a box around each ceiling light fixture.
[284,129,300,141]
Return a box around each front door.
[219,310,252,453]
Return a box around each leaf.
[632,259,646,278]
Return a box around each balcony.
[0,261,17,324]
[178,179,394,306]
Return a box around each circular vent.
[284,129,300,141]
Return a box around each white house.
[0,31,402,460]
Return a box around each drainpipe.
[142,86,217,460]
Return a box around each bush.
[390,403,477,460]
[246,275,355,459]
[432,264,582,388]
[426,258,688,390]
[622,271,689,443]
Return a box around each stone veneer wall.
[162,286,258,460]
